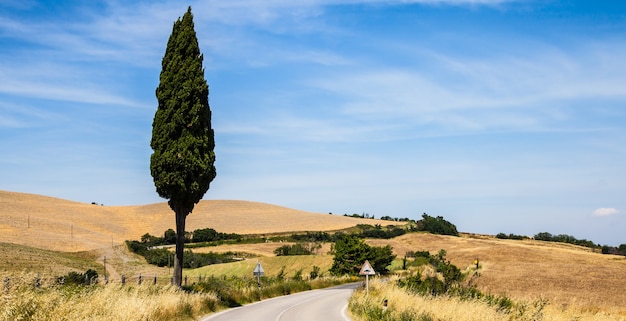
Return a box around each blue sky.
[1,0,625,245]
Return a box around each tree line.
[496,231,626,257]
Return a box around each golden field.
[350,278,625,321]
[1,190,626,318]
[367,233,626,315]
[0,190,378,252]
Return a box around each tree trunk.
[173,206,188,287]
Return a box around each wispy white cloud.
[1,0,625,245]
[593,208,620,217]
[0,63,144,107]
[306,40,626,137]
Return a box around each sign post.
[253,261,264,295]
[359,260,376,295]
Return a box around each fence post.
[4,277,9,294]
[121,274,126,285]
[138,273,142,285]
[153,274,157,285]
[184,275,187,286]
[35,273,41,289]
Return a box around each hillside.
[368,233,626,314]
[0,190,389,252]
[2,190,625,315]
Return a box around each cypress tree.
[150,6,216,287]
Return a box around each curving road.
[199,283,359,321]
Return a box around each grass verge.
[348,278,625,321]
[1,272,356,321]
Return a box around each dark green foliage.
[330,234,396,276]
[192,228,218,242]
[330,235,371,276]
[58,269,99,286]
[534,232,597,248]
[357,224,406,239]
[126,231,240,268]
[164,229,177,244]
[126,228,241,254]
[379,215,414,222]
[141,248,238,268]
[192,228,241,243]
[182,249,238,268]
[310,266,321,280]
[368,245,395,275]
[602,245,611,254]
[141,233,164,246]
[151,6,215,287]
[417,213,459,236]
[600,244,626,256]
[274,243,314,256]
[144,248,171,266]
[397,249,463,296]
[62,272,84,285]
[496,233,529,240]
[151,7,216,214]
[125,239,149,255]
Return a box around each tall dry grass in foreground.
[349,278,625,321]
[1,273,217,321]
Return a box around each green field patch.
[186,255,334,278]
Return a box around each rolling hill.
[0,190,390,252]
[1,190,625,315]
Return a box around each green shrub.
[416,214,458,236]
[274,243,315,256]
[58,269,99,285]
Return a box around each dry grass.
[2,190,625,317]
[367,233,626,315]
[350,278,626,321]
[0,190,389,252]
[0,243,99,275]
[0,273,218,321]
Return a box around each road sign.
[359,260,376,296]
[359,260,376,276]
[253,261,264,277]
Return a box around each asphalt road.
[199,283,360,321]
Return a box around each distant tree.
[330,234,370,275]
[368,244,396,274]
[164,229,177,245]
[274,243,313,256]
[192,228,218,243]
[619,244,626,256]
[418,213,459,236]
[329,234,395,276]
[150,7,216,287]
[534,232,553,241]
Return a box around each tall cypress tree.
[151,6,216,287]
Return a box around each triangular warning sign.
[359,260,375,276]
[253,262,264,276]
